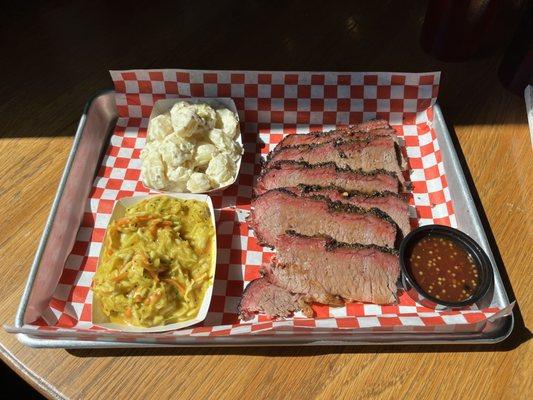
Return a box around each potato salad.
[141,101,242,192]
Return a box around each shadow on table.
[1,361,45,400]
[0,0,527,138]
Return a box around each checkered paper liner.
[22,70,511,341]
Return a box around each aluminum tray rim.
[14,89,114,330]
[13,90,514,347]
[15,313,513,348]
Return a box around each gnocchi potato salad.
[141,101,243,192]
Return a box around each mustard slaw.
[92,196,215,328]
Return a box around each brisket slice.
[290,184,411,237]
[266,137,405,183]
[275,128,397,150]
[255,161,401,195]
[238,277,310,321]
[275,128,407,170]
[286,119,390,144]
[264,232,400,305]
[249,188,398,248]
[275,118,394,147]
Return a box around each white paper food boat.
[92,193,217,333]
[147,97,243,194]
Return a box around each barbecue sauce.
[406,235,479,303]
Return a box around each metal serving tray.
[12,91,513,348]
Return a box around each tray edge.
[14,89,115,330]
[13,95,514,348]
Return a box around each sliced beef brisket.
[266,137,405,183]
[255,161,401,195]
[249,188,398,248]
[264,232,400,305]
[290,185,411,237]
[238,277,307,321]
[275,127,398,150]
[277,120,391,151]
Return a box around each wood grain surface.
[0,1,531,399]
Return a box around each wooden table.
[1,1,531,399]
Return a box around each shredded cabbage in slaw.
[92,196,215,327]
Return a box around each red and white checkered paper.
[24,70,510,342]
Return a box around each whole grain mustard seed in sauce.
[406,235,479,302]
